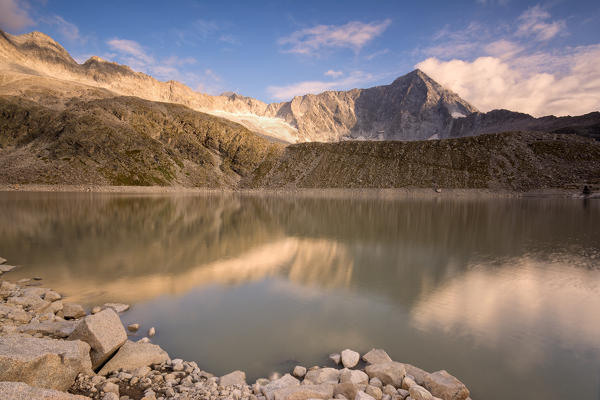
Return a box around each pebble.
[329,353,341,365]
[148,327,156,337]
[127,323,140,332]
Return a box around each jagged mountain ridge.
[1,29,599,144]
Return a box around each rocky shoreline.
[0,257,471,400]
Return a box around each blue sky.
[1,0,599,116]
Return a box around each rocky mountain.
[4,29,596,144]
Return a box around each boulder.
[293,365,307,378]
[366,385,383,400]
[365,362,406,387]
[220,370,247,386]
[68,308,127,369]
[341,349,360,368]
[362,349,392,365]
[0,381,89,399]
[340,368,369,385]
[262,373,300,400]
[409,385,434,400]
[304,367,340,385]
[272,383,334,400]
[18,320,77,338]
[0,334,92,391]
[103,303,130,313]
[404,364,429,385]
[423,371,469,400]
[334,382,359,400]
[356,391,376,400]
[62,303,86,319]
[98,340,169,375]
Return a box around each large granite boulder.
[220,370,247,386]
[0,334,92,391]
[303,367,340,385]
[68,308,127,369]
[362,349,392,365]
[98,340,170,375]
[365,362,406,387]
[262,374,300,400]
[0,381,88,399]
[423,370,469,400]
[272,383,334,400]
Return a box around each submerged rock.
[0,381,88,399]
[68,308,127,369]
[0,334,92,391]
[98,340,169,375]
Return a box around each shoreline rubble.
[0,257,471,400]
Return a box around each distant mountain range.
[1,30,598,143]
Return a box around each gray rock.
[362,349,392,365]
[7,308,31,323]
[334,382,359,400]
[18,319,77,338]
[383,385,397,396]
[0,281,17,297]
[98,340,169,375]
[44,290,62,302]
[220,370,247,386]
[340,368,369,385]
[68,308,127,369]
[356,391,376,400]
[398,389,410,399]
[62,303,86,319]
[101,381,120,395]
[422,371,469,400]
[44,300,64,315]
[103,303,130,313]
[293,365,307,378]
[0,334,92,391]
[261,374,300,400]
[404,365,429,386]
[341,349,360,368]
[0,264,16,272]
[304,367,340,385]
[365,362,406,387]
[8,295,50,313]
[366,385,383,400]
[408,385,433,400]
[102,393,119,400]
[370,378,383,388]
[0,381,89,399]
[329,353,341,365]
[272,383,334,400]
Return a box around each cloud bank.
[416,6,600,117]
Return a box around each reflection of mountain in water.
[0,193,598,307]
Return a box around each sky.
[1,0,599,116]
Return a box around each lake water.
[0,191,599,399]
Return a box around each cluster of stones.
[0,258,471,400]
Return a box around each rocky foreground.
[0,257,470,400]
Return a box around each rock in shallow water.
[329,353,341,365]
[98,340,169,375]
[68,308,127,369]
[423,370,470,400]
[362,349,392,365]
[341,349,360,368]
[293,365,307,378]
[0,381,89,399]
[0,256,6,264]
[0,334,92,391]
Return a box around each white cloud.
[416,44,600,117]
[107,38,154,65]
[267,71,374,101]
[195,69,223,95]
[365,48,389,60]
[41,15,83,43]
[516,5,566,41]
[278,19,391,55]
[0,0,33,32]
[324,70,343,78]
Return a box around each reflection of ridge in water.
[46,237,353,305]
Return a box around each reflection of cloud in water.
[58,237,352,305]
[411,257,600,370]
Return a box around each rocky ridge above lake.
[0,256,471,400]
[1,29,598,143]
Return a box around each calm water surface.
[0,192,599,400]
